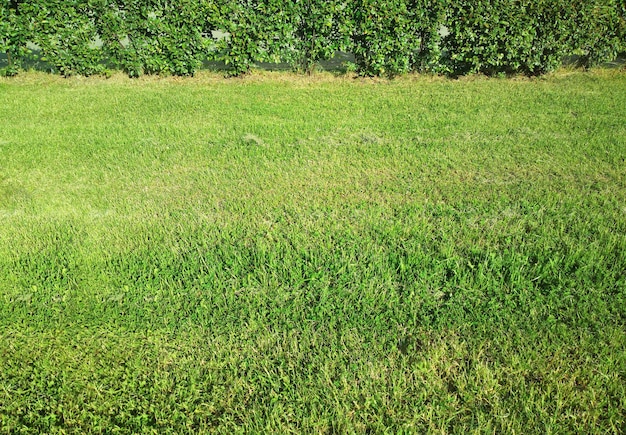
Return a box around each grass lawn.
[1,69,625,433]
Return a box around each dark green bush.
[569,0,626,68]
[17,0,105,76]
[214,0,352,76]
[1,0,624,77]
[0,0,31,76]
[282,0,352,74]
[350,0,445,77]
[350,0,414,77]
[93,0,214,77]
[442,0,626,77]
[442,0,574,76]
[407,0,446,73]
[213,0,290,76]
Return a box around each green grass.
[1,69,625,433]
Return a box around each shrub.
[407,0,446,73]
[350,0,414,77]
[569,0,626,68]
[1,0,624,77]
[350,0,444,77]
[17,0,105,77]
[282,0,352,74]
[0,0,31,76]
[94,0,214,77]
[213,0,290,76]
[442,0,574,76]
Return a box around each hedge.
[93,0,215,77]
[569,0,626,68]
[1,0,624,77]
[283,0,352,75]
[1,0,29,76]
[442,0,625,76]
[351,0,445,77]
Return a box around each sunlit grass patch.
[1,70,625,432]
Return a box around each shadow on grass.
[0,50,357,76]
[1,50,623,77]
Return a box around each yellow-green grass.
[1,70,625,433]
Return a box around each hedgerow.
[1,0,624,77]
[350,0,445,77]
[569,0,626,68]
[442,0,571,76]
[0,0,29,76]
[283,0,352,74]
[93,0,214,77]
[442,0,625,76]
[213,0,291,76]
[18,0,105,77]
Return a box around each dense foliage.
[442,0,626,76]
[1,0,624,76]
[0,0,29,76]
[442,0,570,76]
[570,0,626,68]
[284,0,351,74]
[18,0,105,76]
[93,0,215,77]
